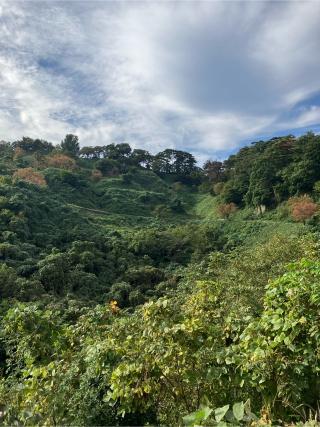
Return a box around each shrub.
[213,182,224,195]
[13,168,46,187]
[46,154,76,170]
[240,259,320,419]
[91,169,103,181]
[13,147,25,159]
[217,202,237,218]
[153,204,171,218]
[172,182,185,192]
[43,168,86,189]
[313,180,320,197]
[198,181,211,193]
[288,196,318,223]
[96,158,119,176]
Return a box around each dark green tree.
[61,134,80,157]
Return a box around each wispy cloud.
[0,1,320,159]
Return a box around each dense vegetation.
[1,132,320,425]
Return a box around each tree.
[115,143,132,158]
[0,263,18,298]
[152,149,197,175]
[281,133,320,195]
[37,252,71,295]
[12,137,54,155]
[61,134,80,157]
[0,140,13,158]
[288,196,318,223]
[96,158,119,176]
[102,143,132,161]
[203,160,225,183]
[131,149,153,169]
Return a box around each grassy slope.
[193,194,307,246]
[52,169,197,232]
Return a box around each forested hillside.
[1,132,320,425]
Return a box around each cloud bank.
[0,1,320,160]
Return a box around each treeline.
[3,131,320,208]
[204,132,320,208]
[1,135,199,181]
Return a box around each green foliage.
[221,133,320,208]
[183,403,213,426]
[0,133,320,426]
[240,258,320,418]
[60,134,80,157]
[183,400,257,426]
[12,137,54,155]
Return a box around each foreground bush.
[2,244,320,425]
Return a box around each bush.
[46,154,76,170]
[96,158,119,176]
[13,168,46,187]
[288,196,318,222]
[91,169,103,181]
[213,182,224,195]
[217,202,237,218]
[44,168,86,189]
[240,259,320,419]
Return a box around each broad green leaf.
[214,404,229,422]
[183,406,212,426]
[233,401,244,421]
[243,399,251,415]
[200,405,213,420]
[182,412,198,426]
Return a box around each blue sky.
[0,1,320,162]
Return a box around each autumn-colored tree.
[46,154,76,170]
[217,202,237,219]
[13,147,25,159]
[13,168,46,187]
[288,196,318,223]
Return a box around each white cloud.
[0,0,320,159]
[293,106,320,128]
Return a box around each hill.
[1,133,320,425]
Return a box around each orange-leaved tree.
[13,168,46,187]
[288,195,318,223]
[46,154,76,170]
[217,202,237,219]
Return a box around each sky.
[0,1,320,162]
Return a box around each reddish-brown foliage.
[46,154,76,170]
[217,202,237,218]
[13,168,46,187]
[288,196,318,222]
[13,147,25,159]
